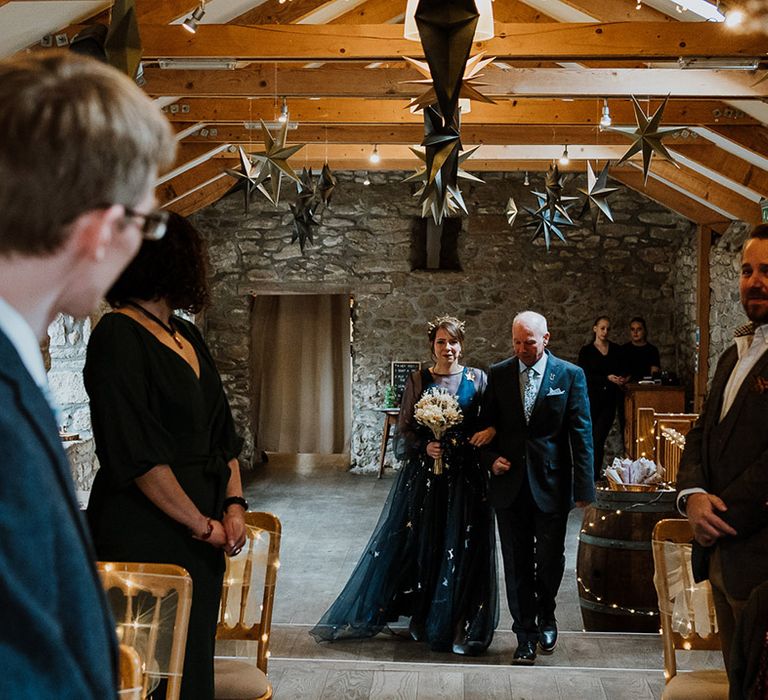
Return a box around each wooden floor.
[242,455,723,699]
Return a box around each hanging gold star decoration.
[523,193,577,252]
[224,147,272,215]
[610,95,683,185]
[104,0,141,80]
[403,52,497,113]
[317,162,338,207]
[250,119,305,205]
[578,161,619,233]
[505,197,518,227]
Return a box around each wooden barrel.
[576,488,678,632]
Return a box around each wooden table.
[375,408,400,478]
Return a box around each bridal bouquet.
[413,387,463,475]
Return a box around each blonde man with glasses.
[0,52,175,698]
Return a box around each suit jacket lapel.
[507,357,525,422]
[717,342,768,444]
[530,351,556,421]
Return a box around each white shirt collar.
[735,323,768,359]
[519,351,548,376]
[0,297,47,387]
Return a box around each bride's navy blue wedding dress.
[310,367,498,654]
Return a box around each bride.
[310,315,498,654]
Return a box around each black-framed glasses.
[123,207,169,241]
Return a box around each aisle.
[242,455,722,699]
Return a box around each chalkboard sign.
[391,361,422,406]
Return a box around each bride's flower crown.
[427,315,466,333]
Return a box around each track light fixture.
[369,144,380,164]
[278,97,289,124]
[182,2,206,34]
[600,99,612,129]
[559,145,570,166]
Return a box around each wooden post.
[426,218,442,269]
[694,225,712,412]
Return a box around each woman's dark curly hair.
[106,211,210,313]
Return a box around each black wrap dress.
[85,312,243,700]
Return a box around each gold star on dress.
[578,161,619,232]
[610,95,682,185]
[251,120,305,205]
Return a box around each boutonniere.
[547,387,565,396]
[466,369,476,381]
[752,376,768,394]
[549,372,556,382]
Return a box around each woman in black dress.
[577,316,626,480]
[310,316,498,655]
[85,212,246,700]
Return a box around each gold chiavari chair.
[214,512,282,700]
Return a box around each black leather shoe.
[512,640,537,665]
[538,623,558,654]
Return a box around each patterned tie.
[523,366,537,423]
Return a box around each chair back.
[635,408,698,469]
[656,426,686,485]
[98,562,193,700]
[217,512,282,674]
[118,644,142,700]
[652,519,721,682]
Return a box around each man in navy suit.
[677,223,768,681]
[483,311,595,665]
[0,53,175,697]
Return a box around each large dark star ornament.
[251,119,305,205]
[578,161,619,232]
[317,162,338,207]
[403,52,496,113]
[403,107,483,224]
[414,0,480,123]
[523,193,577,252]
[611,95,682,185]
[535,163,579,225]
[105,0,141,79]
[290,168,322,253]
[224,147,271,214]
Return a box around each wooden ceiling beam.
[135,0,192,24]
[163,97,756,126]
[177,123,704,146]
[330,0,404,24]
[555,0,672,22]
[142,64,768,100]
[164,176,233,216]
[672,143,768,198]
[610,170,730,231]
[230,0,332,26]
[157,158,228,206]
[707,125,768,163]
[139,22,768,61]
[493,0,557,22]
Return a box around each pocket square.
[547,387,565,396]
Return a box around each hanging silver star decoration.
[610,95,683,185]
[505,197,518,227]
[317,162,338,207]
[578,161,619,232]
[224,147,271,215]
[403,52,497,113]
[250,119,305,205]
[523,192,577,251]
[535,163,579,225]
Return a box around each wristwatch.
[678,494,689,514]
[223,496,249,512]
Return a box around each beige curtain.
[251,294,351,454]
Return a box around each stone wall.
[191,170,700,471]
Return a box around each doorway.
[250,294,352,456]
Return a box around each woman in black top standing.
[577,316,626,480]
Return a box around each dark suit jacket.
[482,351,595,513]
[677,342,768,600]
[0,329,117,698]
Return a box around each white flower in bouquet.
[413,387,463,475]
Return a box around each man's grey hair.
[512,310,548,334]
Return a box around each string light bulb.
[369,144,380,164]
[523,171,530,186]
[182,2,206,33]
[277,97,289,124]
[635,0,642,8]
[363,172,371,186]
[724,8,744,27]
[559,145,570,166]
[600,99,612,129]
